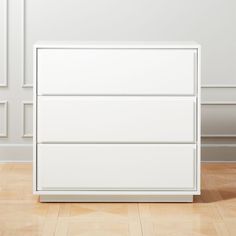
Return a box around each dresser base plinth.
[39,194,193,203]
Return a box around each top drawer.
[37,49,197,95]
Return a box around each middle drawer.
[37,96,196,143]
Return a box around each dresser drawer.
[37,49,196,95]
[37,96,196,143]
[37,144,196,191]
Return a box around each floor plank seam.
[137,203,144,236]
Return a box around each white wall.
[1,0,236,161]
[0,0,32,161]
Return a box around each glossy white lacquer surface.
[37,144,196,191]
[37,96,196,143]
[38,49,196,95]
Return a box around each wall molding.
[22,101,33,138]
[201,85,236,88]
[202,144,236,162]
[0,101,8,137]
[202,144,236,147]
[202,135,236,138]
[0,144,32,162]
[0,0,8,87]
[202,102,236,105]
[21,0,32,88]
[201,86,236,103]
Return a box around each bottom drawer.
[37,144,196,191]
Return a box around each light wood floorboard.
[0,163,236,235]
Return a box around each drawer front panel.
[37,49,196,95]
[37,144,196,190]
[37,97,196,143]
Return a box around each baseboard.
[0,144,235,162]
[0,144,32,162]
[202,144,236,162]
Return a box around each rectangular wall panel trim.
[0,0,8,87]
[22,101,33,138]
[20,0,32,88]
[0,101,8,137]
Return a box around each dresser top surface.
[34,41,200,49]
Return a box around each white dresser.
[33,42,201,202]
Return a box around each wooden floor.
[0,164,236,236]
